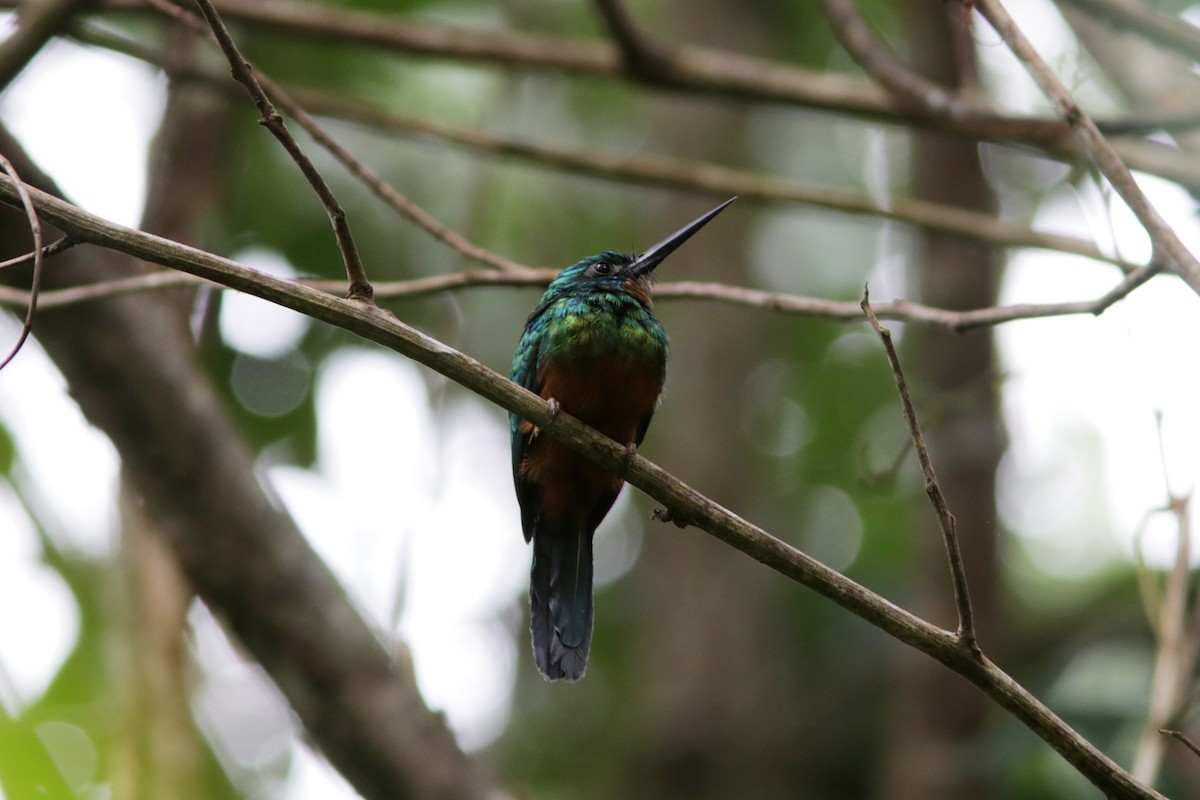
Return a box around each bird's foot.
[652,507,690,529]
[546,397,561,423]
[621,442,638,472]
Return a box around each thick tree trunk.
[113,55,233,800]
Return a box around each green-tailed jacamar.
[510,198,734,681]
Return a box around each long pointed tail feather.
[530,525,594,681]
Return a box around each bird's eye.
[592,262,612,275]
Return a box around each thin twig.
[0,259,1160,333]
[23,0,1075,142]
[70,23,1184,277]
[33,0,1200,164]
[178,0,374,300]
[0,269,205,308]
[1160,729,1200,760]
[0,236,76,270]
[972,0,1200,296]
[0,156,43,371]
[862,285,979,656]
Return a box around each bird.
[510,198,734,681]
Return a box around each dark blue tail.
[530,525,594,681]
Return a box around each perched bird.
[510,199,734,681]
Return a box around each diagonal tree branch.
[0,134,497,800]
[0,255,1164,332]
[0,171,1165,800]
[1057,0,1200,64]
[288,89,1137,271]
[32,2,1200,195]
[973,0,1200,296]
[59,22,1163,278]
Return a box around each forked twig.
[0,155,43,371]
[148,0,524,274]
[184,0,374,301]
[862,285,979,655]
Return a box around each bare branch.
[0,248,1170,336]
[0,268,203,308]
[71,22,1168,272]
[861,287,979,655]
[973,0,1200,295]
[0,173,1167,800]
[1160,729,1200,760]
[0,235,76,270]
[0,257,1165,333]
[0,137,499,800]
[155,0,375,299]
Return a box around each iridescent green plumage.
[510,201,733,681]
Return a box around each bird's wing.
[510,321,545,541]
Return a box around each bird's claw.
[652,507,689,529]
[546,397,561,423]
[622,442,638,469]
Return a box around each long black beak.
[626,197,735,278]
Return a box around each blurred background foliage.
[1,0,1198,798]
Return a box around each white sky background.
[1,1,1200,797]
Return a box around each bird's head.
[548,198,735,305]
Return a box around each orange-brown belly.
[519,354,663,525]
